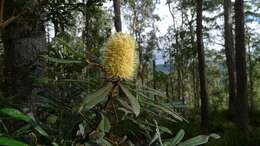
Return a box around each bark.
[188,19,199,109]
[196,0,209,130]
[179,32,185,104]
[113,0,122,32]
[175,33,181,101]
[247,33,254,114]
[153,59,157,101]
[166,81,169,101]
[224,0,236,118]
[2,1,47,105]
[234,0,249,131]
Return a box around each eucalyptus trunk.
[2,1,47,106]
[196,0,209,130]
[224,0,236,118]
[248,36,255,114]
[234,0,249,131]
[113,0,122,32]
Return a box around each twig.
[103,83,118,110]
[84,58,104,70]
[0,13,22,29]
[111,100,119,123]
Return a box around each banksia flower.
[104,32,136,80]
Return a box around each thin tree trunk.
[113,0,122,32]
[179,31,185,104]
[189,19,199,109]
[234,0,249,131]
[166,80,169,101]
[224,0,236,119]
[247,33,254,114]
[176,33,181,101]
[153,59,157,101]
[196,0,209,130]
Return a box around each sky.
[154,0,172,36]
[153,0,171,64]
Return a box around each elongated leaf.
[98,114,111,133]
[0,108,31,122]
[149,132,159,146]
[119,84,140,117]
[177,133,220,146]
[127,117,153,132]
[0,137,27,146]
[140,100,186,122]
[96,138,113,146]
[149,120,175,145]
[79,83,114,111]
[56,37,84,57]
[155,120,163,146]
[137,88,166,97]
[117,98,134,112]
[124,82,166,97]
[140,120,172,135]
[42,55,81,64]
[157,126,172,135]
[164,129,185,146]
[0,108,49,137]
[34,125,49,137]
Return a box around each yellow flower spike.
[104,32,136,80]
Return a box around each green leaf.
[0,137,27,146]
[149,132,159,146]
[0,108,31,122]
[33,125,49,137]
[177,133,220,146]
[0,108,49,137]
[124,82,166,97]
[119,84,140,117]
[42,55,81,64]
[79,83,114,111]
[117,98,134,112]
[56,37,84,58]
[140,120,172,135]
[127,118,153,132]
[51,142,59,146]
[140,100,186,122]
[98,114,111,133]
[154,120,163,146]
[98,138,113,146]
[164,129,185,146]
[157,126,172,135]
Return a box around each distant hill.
[156,64,170,73]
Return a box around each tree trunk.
[113,0,122,32]
[234,0,249,131]
[166,80,169,101]
[196,0,209,130]
[224,0,236,119]
[175,33,181,101]
[2,1,47,106]
[248,36,254,114]
[153,59,157,101]
[188,19,199,109]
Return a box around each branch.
[0,16,17,28]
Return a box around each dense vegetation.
[0,0,259,146]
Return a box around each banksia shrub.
[104,32,136,80]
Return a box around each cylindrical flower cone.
[104,32,136,80]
